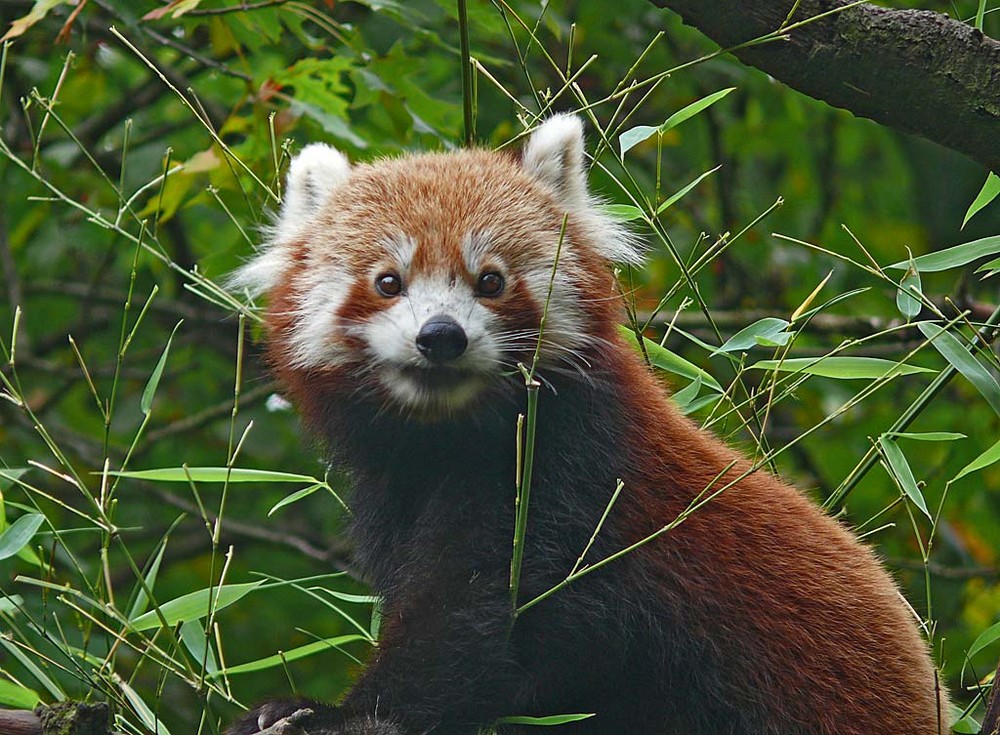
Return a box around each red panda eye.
[476,272,505,297]
[375,273,403,297]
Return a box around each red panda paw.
[227,701,402,735]
[226,699,338,735]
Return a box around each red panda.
[227,115,948,735]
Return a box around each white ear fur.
[522,114,588,205]
[522,114,644,266]
[228,143,351,297]
[280,143,352,227]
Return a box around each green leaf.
[877,437,930,519]
[0,514,45,561]
[975,255,1000,276]
[895,255,922,320]
[119,677,173,735]
[596,204,644,222]
[712,317,790,355]
[128,541,167,619]
[211,634,367,677]
[948,712,979,734]
[918,322,1000,416]
[268,484,323,516]
[130,582,262,631]
[888,235,1000,272]
[748,357,933,380]
[0,468,29,492]
[109,467,320,484]
[962,172,1000,228]
[658,88,736,134]
[618,88,735,158]
[496,714,596,726]
[655,166,721,215]
[0,679,40,709]
[618,125,658,158]
[180,620,218,674]
[952,437,1000,483]
[888,432,966,442]
[671,375,702,411]
[141,321,182,416]
[619,326,723,393]
[966,620,1000,664]
[680,393,721,416]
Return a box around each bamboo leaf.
[497,714,596,726]
[888,235,1000,272]
[748,357,932,380]
[712,317,790,355]
[952,437,1000,482]
[210,634,367,677]
[619,326,723,392]
[179,620,218,674]
[0,514,45,561]
[671,375,702,411]
[596,204,644,222]
[965,620,1000,665]
[109,467,320,484]
[877,436,930,519]
[0,468,29,492]
[268,484,323,516]
[962,172,1000,228]
[118,678,173,735]
[888,432,966,442]
[655,166,721,215]
[895,255,922,319]
[141,321,182,416]
[0,679,40,709]
[918,322,1000,415]
[618,125,658,158]
[658,88,736,134]
[130,581,262,631]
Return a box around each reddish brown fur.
[236,139,948,735]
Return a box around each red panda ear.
[522,114,588,206]
[280,143,352,227]
[229,144,351,297]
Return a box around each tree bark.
[0,703,111,735]
[983,656,1000,735]
[0,709,42,735]
[649,0,1000,171]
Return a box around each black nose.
[416,315,468,363]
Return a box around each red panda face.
[230,115,640,419]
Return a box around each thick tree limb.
[649,0,1000,171]
[983,657,1000,735]
[0,703,110,735]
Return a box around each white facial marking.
[364,274,501,412]
[383,234,417,273]
[462,231,495,275]
[286,265,353,368]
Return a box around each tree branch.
[649,0,1000,171]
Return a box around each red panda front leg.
[335,568,521,735]
[230,566,519,735]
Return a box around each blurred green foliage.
[0,0,998,733]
